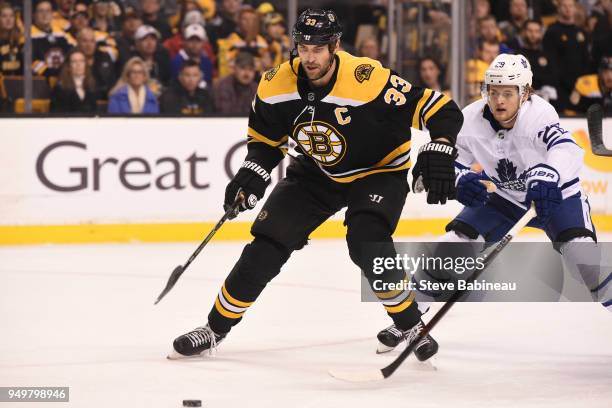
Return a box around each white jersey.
[456,94,584,207]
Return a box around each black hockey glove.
[224,161,271,219]
[412,141,458,204]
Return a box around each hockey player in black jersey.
[169,9,463,361]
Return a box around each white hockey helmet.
[481,53,533,101]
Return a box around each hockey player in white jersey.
[377,53,610,353]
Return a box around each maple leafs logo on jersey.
[354,64,375,83]
[490,159,527,191]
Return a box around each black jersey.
[31,25,75,77]
[0,37,23,75]
[245,51,463,183]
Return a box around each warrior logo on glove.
[224,161,271,219]
[412,140,458,205]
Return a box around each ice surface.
[1,234,611,407]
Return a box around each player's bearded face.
[487,85,522,123]
[297,44,333,80]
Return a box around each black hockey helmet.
[292,9,342,46]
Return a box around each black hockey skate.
[376,320,438,361]
[168,324,226,359]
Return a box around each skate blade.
[414,356,438,371]
[167,349,214,360]
[376,342,395,354]
[167,349,192,360]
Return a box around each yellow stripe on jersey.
[214,297,244,319]
[424,94,451,125]
[327,160,412,183]
[256,61,299,101]
[221,285,253,308]
[374,141,411,167]
[384,292,415,313]
[247,127,288,147]
[411,89,433,130]
[324,51,390,105]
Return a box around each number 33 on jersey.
[247,51,463,183]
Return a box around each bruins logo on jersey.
[293,121,347,166]
[354,64,375,83]
[264,65,280,81]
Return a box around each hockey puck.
[183,400,202,407]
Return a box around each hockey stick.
[587,104,612,156]
[154,193,245,305]
[328,203,537,382]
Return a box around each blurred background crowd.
[0,0,610,116]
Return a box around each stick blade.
[586,104,612,156]
[328,368,385,382]
[154,265,184,305]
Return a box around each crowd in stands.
[0,0,292,115]
[0,0,610,116]
[465,0,612,114]
[392,0,611,115]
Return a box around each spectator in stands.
[418,57,449,96]
[213,51,257,115]
[0,2,23,75]
[217,6,270,77]
[477,15,500,43]
[466,39,500,101]
[491,0,558,23]
[543,0,591,110]
[263,12,290,66]
[131,24,171,93]
[140,0,172,40]
[208,0,242,47]
[256,2,274,18]
[68,2,89,36]
[115,9,142,66]
[589,0,612,72]
[163,10,216,67]
[568,56,612,115]
[69,2,119,63]
[32,0,75,79]
[477,15,513,54]
[91,0,121,37]
[515,19,558,102]
[475,0,492,20]
[53,0,75,32]
[108,56,159,113]
[168,0,216,33]
[50,50,98,113]
[470,0,492,41]
[498,0,529,46]
[170,24,213,85]
[160,59,213,114]
[470,15,513,55]
[76,27,116,98]
[357,37,381,61]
